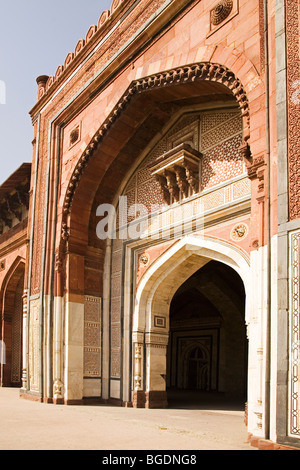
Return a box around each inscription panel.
[84,296,101,378]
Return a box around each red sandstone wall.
[28,0,276,296]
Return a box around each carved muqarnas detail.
[211,0,233,25]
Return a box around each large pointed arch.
[59,50,260,256]
[57,49,262,405]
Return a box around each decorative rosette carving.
[211,0,233,26]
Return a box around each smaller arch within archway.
[182,342,211,391]
[131,236,249,409]
[0,260,25,387]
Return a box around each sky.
[0,0,112,185]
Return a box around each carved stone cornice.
[286,0,300,220]
[145,332,169,347]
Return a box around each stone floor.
[0,388,255,450]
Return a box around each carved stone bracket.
[174,165,189,198]
[240,141,252,164]
[246,155,265,180]
[145,332,169,348]
[164,169,180,202]
[61,223,70,243]
[150,143,202,204]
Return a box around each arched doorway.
[132,236,250,409]
[185,344,210,391]
[167,260,247,409]
[0,260,25,387]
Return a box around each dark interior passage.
[167,260,247,410]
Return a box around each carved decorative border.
[289,229,300,437]
[286,1,300,220]
[62,62,250,222]
[84,295,102,378]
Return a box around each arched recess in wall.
[131,235,250,406]
[134,235,250,333]
[58,48,262,299]
[0,257,25,387]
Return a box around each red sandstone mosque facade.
[0,0,300,450]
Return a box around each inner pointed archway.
[132,236,250,410]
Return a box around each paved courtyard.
[0,388,255,451]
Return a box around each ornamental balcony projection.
[149,143,202,204]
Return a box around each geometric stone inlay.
[289,230,300,437]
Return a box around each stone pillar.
[53,254,64,404]
[132,332,145,408]
[28,296,41,396]
[64,297,84,404]
[247,246,269,437]
[21,290,28,392]
[145,332,169,408]
[63,252,85,404]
